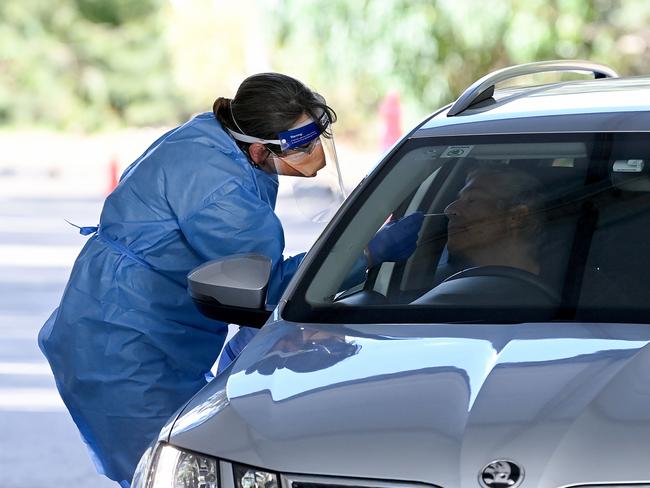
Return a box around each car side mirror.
[188,254,273,328]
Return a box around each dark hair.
[213,73,337,152]
[466,164,545,210]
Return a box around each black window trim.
[282,131,650,326]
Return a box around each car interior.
[296,133,650,324]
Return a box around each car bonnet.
[169,320,650,487]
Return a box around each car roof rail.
[447,60,619,117]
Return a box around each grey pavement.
[0,196,115,488]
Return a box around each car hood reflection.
[169,320,650,487]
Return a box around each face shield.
[273,117,346,223]
[228,113,347,224]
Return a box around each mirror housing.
[188,254,273,328]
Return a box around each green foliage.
[4,0,650,134]
[75,0,163,25]
[0,0,180,131]
[270,0,650,139]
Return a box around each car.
[132,60,650,488]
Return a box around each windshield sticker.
[441,145,474,158]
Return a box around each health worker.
[38,72,422,488]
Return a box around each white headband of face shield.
[226,104,328,150]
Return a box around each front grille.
[294,484,370,488]
[284,474,440,488]
[560,485,650,487]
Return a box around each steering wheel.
[442,265,561,304]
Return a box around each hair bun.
[212,97,232,119]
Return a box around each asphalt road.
[0,193,326,487]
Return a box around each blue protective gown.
[38,113,304,487]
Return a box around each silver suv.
[133,61,650,488]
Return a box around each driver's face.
[444,175,510,257]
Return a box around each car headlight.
[133,443,280,488]
[137,443,218,488]
[233,463,279,488]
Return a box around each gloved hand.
[366,211,424,267]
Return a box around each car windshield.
[284,133,650,324]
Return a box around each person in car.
[435,164,546,282]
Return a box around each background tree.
[270,0,650,140]
[0,0,180,130]
[3,0,650,135]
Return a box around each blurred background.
[2,0,650,486]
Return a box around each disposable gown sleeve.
[179,178,304,306]
[181,179,305,374]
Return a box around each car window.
[283,133,650,325]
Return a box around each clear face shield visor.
[228,115,347,224]
[280,129,346,223]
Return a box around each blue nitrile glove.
[366,211,424,267]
